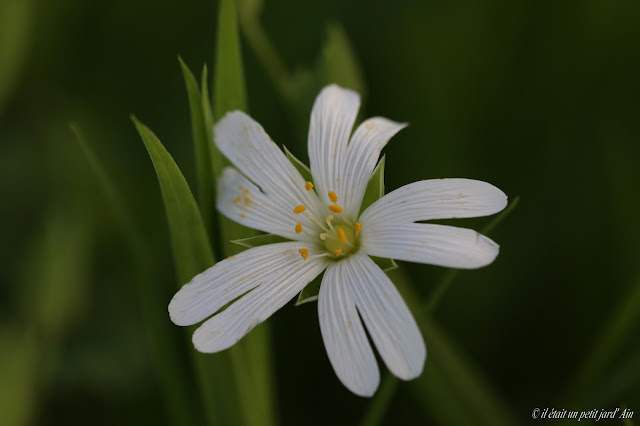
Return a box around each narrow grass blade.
[179,58,215,237]
[73,123,201,426]
[214,0,247,120]
[132,117,246,426]
[211,1,277,424]
[132,116,215,282]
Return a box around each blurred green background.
[1,0,639,425]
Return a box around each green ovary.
[324,224,358,258]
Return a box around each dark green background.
[1,0,639,425]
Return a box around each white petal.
[338,118,407,218]
[169,242,322,326]
[361,223,500,269]
[308,85,360,206]
[193,249,328,353]
[214,111,323,217]
[217,167,320,242]
[359,179,507,226]
[345,253,426,380]
[319,260,379,397]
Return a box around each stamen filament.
[305,213,330,233]
[326,215,335,232]
[311,253,331,258]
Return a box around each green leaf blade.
[214,0,247,120]
[179,58,215,237]
[132,116,214,284]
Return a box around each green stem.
[72,123,201,426]
[358,373,399,426]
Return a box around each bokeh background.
[1,0,639,425]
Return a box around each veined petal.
[193,248,328,353]
[217,167,321,241]
[319,260,379,397]
[169,242,322,327]
[345,253,426,380]
[359,178,507,226]
[308,85,360,206]
[339,118,407,218]
[361,223,500,269]
[215,111,323,216]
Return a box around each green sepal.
[359,155,385,215]
[295,275,322,306]
[284,145,313,184]
[371,256,399,273]
[231,233,289,249]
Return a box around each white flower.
[169,84,507,396]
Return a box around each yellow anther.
[295,222,303,233]
[328,191,338,203]
[328,205,344,213]
[355,222,362,232]
[334,248,342,257]
[305,182,314,191]
[240,213,246,218]
[232,196,241,204]
[293,205,307,214]
[243,188,250,196]
[338,228,347,244]
[299,248,309,260]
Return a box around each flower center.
[294,185,363,260]
[323,221,358,258]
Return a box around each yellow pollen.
[295,222,303,233]
[305,182,314,191]
[232,196,241,203]
[328,205,344,213]
[328,191,338,203]
[338,228,347,244]
[293,205,307,214]
[243,188,250,196]
[240,213,246,218]
[355,222,362,232]
[334,248,342,257]
[299,248,308,260]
